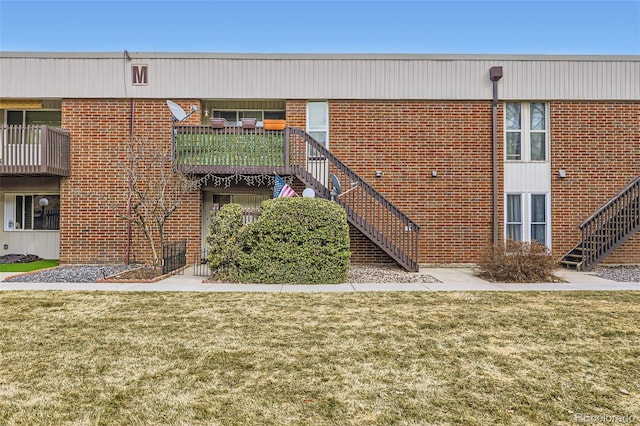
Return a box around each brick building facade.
[1,52,638,270]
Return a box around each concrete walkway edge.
[1,267,638,292]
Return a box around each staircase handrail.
[578,176,640,229]
[286,127,420,271]
[577,175,640,270]
[286,128,420,230]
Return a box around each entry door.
[307,101,329,187]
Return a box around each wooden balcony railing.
[0,125,71,176]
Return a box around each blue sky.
[0,0,639,54]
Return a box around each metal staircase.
[171,124,421,271]
[285,128,420,272]
[560,176,640,271]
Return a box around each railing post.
[40,125,48,173]
[284,127,290,174]
[1,125,5,167]
[170,124,176,163]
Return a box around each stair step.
[564,255,583,262]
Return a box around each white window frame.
[504,192,551,248]
[505,193,523,242]
[4,193,60,232]
[504,102,549,162]
[306,101,329,150]
[529,193,549,246]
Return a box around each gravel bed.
[347,264,440,283]
[2,263,440,284]
[3,264,138,283]
[591,265,640,282]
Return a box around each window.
[4,194,60,231]
[211,109,285,127]
[307,101,328,158]
[264,111,286,120]
[5,110,62,127]
[530,194,547,245]
[213,110,238,125]
[505,193,549,246]
[506,194,522,241]
[505,102,548,162]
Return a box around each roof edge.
[1,51,639,62]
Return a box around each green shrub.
[235,197,350,284]
[476,239,562,283]
[206,203,243,280]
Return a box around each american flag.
[273,174,297,198]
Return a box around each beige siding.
[1,53,638,100]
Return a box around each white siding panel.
[504,163,551,194]
[1,53,638,100]
[0,231,60,259]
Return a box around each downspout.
[489,66,503,246]
[123,50,134,265]
[126,99,134,264]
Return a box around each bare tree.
[112,135,199,272]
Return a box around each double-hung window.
[530,194,547,246]
[307,101,328,159]
[505,102,548,162]
[505,193,548,246]
[506,194,523,241]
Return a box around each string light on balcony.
[198,173,290,189]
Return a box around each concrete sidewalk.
[0,267,638,292]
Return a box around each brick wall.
[60,99,202,265]
[550,101,640,264]
[59,98,639,268]
[327,100,496,264]
[285,100,306,129]
[288,99,639,266]
[349,226,396,264]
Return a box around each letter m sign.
[132,64,148,86]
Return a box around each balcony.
[172,125,289,175]
[0,125,71,176]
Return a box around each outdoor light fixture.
[431,170,438,177]
[558,170,567,179]
[39,198,49,235]
[375,171,383,178]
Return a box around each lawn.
[0,291,638,425]
[0,259,58,272]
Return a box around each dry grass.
[0,291,639,425]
